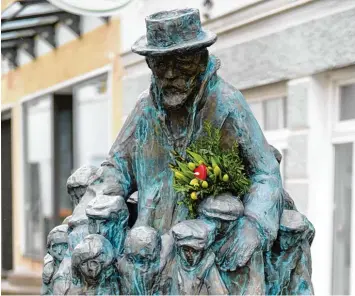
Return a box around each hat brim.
[131,29,217,56]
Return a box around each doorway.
[1,111,13,272]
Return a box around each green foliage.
[170,121,251,217]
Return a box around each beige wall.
[2,19,123,272]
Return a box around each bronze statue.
[42,8,314,295]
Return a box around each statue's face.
[80,259,102,280]
[88,217,116,239]
[49,242,68,262]
[88,216,127,251]
[68,186,86,207]
[179,245,203,267]
[147,50,208,109]
[126,244,159,268]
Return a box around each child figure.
[170,219,228,295]
[41,225,69,295]
[86,195,129,257]
[71,234,120,295]
[117,226,162,295]
[67,165,98,207]
[198,193,265,295]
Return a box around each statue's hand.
[221,217,261,271]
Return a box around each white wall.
[119,0,259,53]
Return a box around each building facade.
[119,0,355,295]
[1,1,123,293]
[1,0,355,295]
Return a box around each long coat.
[98,55,283,248]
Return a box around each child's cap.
[198,193,244,221]
[172,219,216,250]
[86,195,128,219]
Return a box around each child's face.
[80,259,102,280]
[49,242,68,262]
[126,245,159,268]
[179,246,203,267]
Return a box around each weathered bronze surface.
[42,8,314,295]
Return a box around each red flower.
[194,164,207,180]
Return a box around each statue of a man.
[91,8,283,273]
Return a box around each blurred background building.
[1,0,355,294]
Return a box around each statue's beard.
[157,76,198,110]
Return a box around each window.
[249,96,286,131]
[332,143,353,295]
[339,83,355,121]
[73,75,109,169]
[264,97,286,131]
[23,96,53,258]
[248,96,288,184]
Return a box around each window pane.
[340,84,355,121]
[332,143,353,295]
[248,101,263,129]
[74,75,109,168]
[264,97,285,131]
[24,96,53,257]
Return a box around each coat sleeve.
[222,90,283,250]
[96,95,147,199]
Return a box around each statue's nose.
[95,222,101,234]
[164,61,175,78]
[164,68,174,79]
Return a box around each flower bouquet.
[170,122,251,218]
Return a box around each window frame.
[19,66,112,260]
[328,67,355,295]
[22,95,54,260]
[247,94,289,183]
[333,77,355,138]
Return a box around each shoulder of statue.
[207,76,244,114]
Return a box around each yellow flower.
[222,174,229,182]
[191,192,198,200]
[202,181,208,188]
[188,162,196,171]
[213,166,221,176]
[190,179,199,187]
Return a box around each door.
[53,94,74,226]
[1,114,13,271]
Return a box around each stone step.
[1,280,40,295]
[6,270,42,288]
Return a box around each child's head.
[198,193,244,238]
[124,226,161,268]
[47,225,69,263]
[172,219,215,267]
[72,234,114,284]
[67,165,98,207]
[86,195,129,249]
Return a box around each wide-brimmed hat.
[132,8,217,56]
